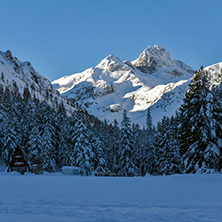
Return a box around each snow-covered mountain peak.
[96,54,130,72]
[132,45,175,73]
[132,45,193,77]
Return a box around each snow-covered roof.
[61,166,80,170]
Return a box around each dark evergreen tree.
[38,103,57,172]
[156,116,181,175]
[110,119,120,173]
[146,108,153,132]
[118,110,138,176]
[177,69,222,173]
[70,119,94,175]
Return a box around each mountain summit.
[133,45,193,76]
[52,45,194,125]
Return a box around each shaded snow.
[0,173,222,222]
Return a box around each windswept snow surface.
[0,173,222,222]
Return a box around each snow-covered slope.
[0,50,74,114]
[52,45,194,125]
[204,62,222,83]
[149,62,222,125]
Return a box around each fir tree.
[38,103,57,172]
[177,69,222,173]
[146,108,153,132]
[110,119,120,173]
[156,116,181,175]
[118,110,138,176]
[70,119,94,175]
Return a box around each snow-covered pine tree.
[21,101,37,153]
[67,114,78,165]
[146,108,153,132]
[57,113,70,168]
[37,102,57,172]
[51,102,70,168]
[90,132,107,173]
[1,104,21,165]
[70,119,94,175]
[109,119,120,173]
[203,82,222,171]
[137,126,148,176]
[118,110,138,176]
[132,123,143,175]
[142,110,156,175]
[97,119,112,166]
[177,69,222,173]
[155,116,181,175]
[26,124,42,164]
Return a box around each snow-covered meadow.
[0,172,222,222]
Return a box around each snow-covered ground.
[0,172,222,222]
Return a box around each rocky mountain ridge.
[52,45,194,125]
[0,50,75,114]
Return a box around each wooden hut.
[8,146,30,174]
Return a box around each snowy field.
[0,172,222,222]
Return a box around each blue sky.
[0,0,222,81]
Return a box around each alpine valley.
[1,45,222,176]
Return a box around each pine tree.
[146,108,153,132]
[109,119,120,173]
[156,116,181,175]
[1,104,21,165]
[26,125,42,164]
[203,83,222,171]
[142,112,156,175]
[90,132,107,173]
[118,110,138,176]
[70,119,94,175]
[38,103,57,172]
[132,123,142,175]
[57,117,70,167]
[177,69,222,173]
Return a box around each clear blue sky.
[1,0,222,81]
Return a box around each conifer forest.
[1,68,222,176]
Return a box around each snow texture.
[0,172,222,222]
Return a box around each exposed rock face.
[5,50,13,61]
[110,104,123,112]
